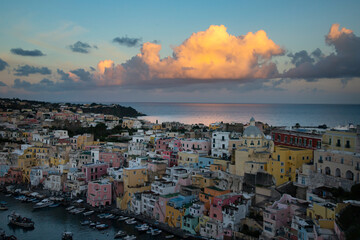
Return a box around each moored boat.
[123,235,137,240]
[83,210,94,216]
[95,223,109,230]
[151,229,162,236]
[165,235,175,239]
[117,216,129,221]
[8,212,34,229]
[114,230,126,239]
[0,204,8,210]
[66,206,75,211]
[80,220,90,226]
[33,199,54,209]
[49,203,60,208]
[125,219,137,225]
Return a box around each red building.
[155,138,172,152]
[271,129,322,150]
[0,167,23,185]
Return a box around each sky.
[0,0,360,104]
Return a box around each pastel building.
[180,139,211,155]
[267,146,313,186]
[87,180,112,207]
[272,129,322,150]
[99,151,124,168]
[178,151,199,168]
[154,193,179,223]
[211,132,230,158]
[82,163,109,182]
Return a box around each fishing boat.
[62,231,73,240]
[97,213,111,218]
[117,216,129,221]
[95,223,109,230]
[66,206,75,211]
[89,222,97,228]
[135,223,149,232]
[83,210,94,216]
[8,212,34,229]
[73,208,85,214]
[114,230,126,239]
[80,220,90,226]
[151,229,162,236]
[104,213,115,219]
[125,218,137,225]
[123,235,137,240]
[33,199,54,209]
[165,235,175,239]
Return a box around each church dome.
[243,117,263,138]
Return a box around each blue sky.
[0,0,360,103]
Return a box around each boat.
[5,194,12,197]
[98,213,111,218]
[83,210,94,216]
[0,201,7,205]
[95,224,109,230]
[165,235,175,239]
[73,208,85,214]
[123,235,137,240]
[117,216,129,221]
[66,206,75,211]
[8,212,34,229]
[33,199,54,209]
[114,230,126,238]
[0,204,8,210]
[151,229,162,236]
[105,214,116,219]
[125,219,137,225]
[89,222,96,228]
[80,220,90,226]
[49,203,60,208]
[135,223,149,232]
[62,231,73,240]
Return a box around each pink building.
[263,194,308,238]
[161,151,177,167]
[180,139,211,154]
[87,180,112,207]
[209,193,242,221]
[155,138,173,152]
[0,167,22,185]
[82,163,109,182]
[99,152,124,168]
[169,139,182,152]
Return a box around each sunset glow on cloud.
[95,25,284,86]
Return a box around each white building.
[211,132,230,158]
[141,192,159,217]
[44,174,62,192]
[151,179,176,195]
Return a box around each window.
[280,168,284,173]
[309,139,312,146]
[290,137,293,144]
[341,158,344,164]
[285,136,288,143]
[336,139,341,147]
[299,138,302,145]
[303,139,307,146]
[278,135,281,141]
[289,156,292,160]
[277,155,280,161]
[295,137,298,144]
[346,140,350,148]
[281,162,284,166]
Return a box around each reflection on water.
[121,102,360,127]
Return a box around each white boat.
[104,213,114,219]
[66,206,75,211]
[125,219,137,225]
[123,235,136,240]
[118,216,129,221]
[114,230,126,238]
[83,210,94,216]
[165,235,175,239]
[72,208,85,214]
[151,229,162,236]
[33,199,54,209]
[135,223,149,232]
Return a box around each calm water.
[120,102,360,127]
[0,194,178,240]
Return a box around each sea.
[119,102,360,127]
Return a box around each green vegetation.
[330,184,360,201]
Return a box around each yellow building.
[165,203,189,228]
[18,146,51,182]
[209,122,222,131]
[322,130,359,153]
[267,146,313,186]
[75,134,94,149]
[229,117,274,177]
[178,151,199,167]
[192,173,216,188]
[119,166,151,210]
[307,202,348,229]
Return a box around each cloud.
[100,25,283,87]
[0,81,7,87]
[113,36,142,47]
[69,41,93,53]
[13,65,51,76]
[10,48,45,56]
[282,24,360,79]
[0,58,9,71]
[70,68,92,81]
